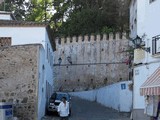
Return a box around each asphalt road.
[42,96,131,120]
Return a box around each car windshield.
[56,93,69,101]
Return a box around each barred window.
[152,35,160,55]
[0,37,11,47]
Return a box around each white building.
[0,11,55,120]
[130,0,160,119]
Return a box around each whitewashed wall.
[70,81,132,112]
[38,46,46,120]
[133,66,146,109]
[134,0,160,62]
[134,63,160,109]
[131,0,160,110]
[0,27,46,47]
[145,0,160,62]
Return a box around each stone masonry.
[53,32,130,92]
[0,44,41,120]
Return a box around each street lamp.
[132,35,150,53]
[67,56,72,64]
[58,57,62,65]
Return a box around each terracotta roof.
[0,20,47,27]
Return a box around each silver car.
[47,92,71,116]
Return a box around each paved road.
[42,97,131,120]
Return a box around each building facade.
[0,12,55,120]
[130,0,160,119]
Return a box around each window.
[0,37,11,47]
[150,0,156,3]
[152,35,160,55]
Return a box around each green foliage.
[0,0,27,20]
[0,0,130,37]
[26,0,52,22]
[101,27,115,34]
[51,0,130,37]
[0,0,52,21]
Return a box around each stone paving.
[42,97,131,120]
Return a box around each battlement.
[55,32,128,45]
[54,32,129,92]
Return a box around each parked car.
[46,92,71,116]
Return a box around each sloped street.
[42,97,130,120]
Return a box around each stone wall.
[53,33,130,92]
[0,44,40,120]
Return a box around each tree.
[50,0,130,37]
[0,0,53,22]
[0,0,28,20]
[26,0,52,22]
[0,0,130,37]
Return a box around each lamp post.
[67,56,72,64]
[132,35,150,53]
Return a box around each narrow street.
[42,97,130,120]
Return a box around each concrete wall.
[53,33,130,91]
[70,81,132,112]
[0,44,41,120]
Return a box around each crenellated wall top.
[55,32,128,45]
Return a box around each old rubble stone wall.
[53,33,130,92]
[0,44,40,120]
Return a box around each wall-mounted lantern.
[58,57,62,65]
[132,35,150,53]
[67,56,72,64]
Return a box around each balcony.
[152,35,160,57]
